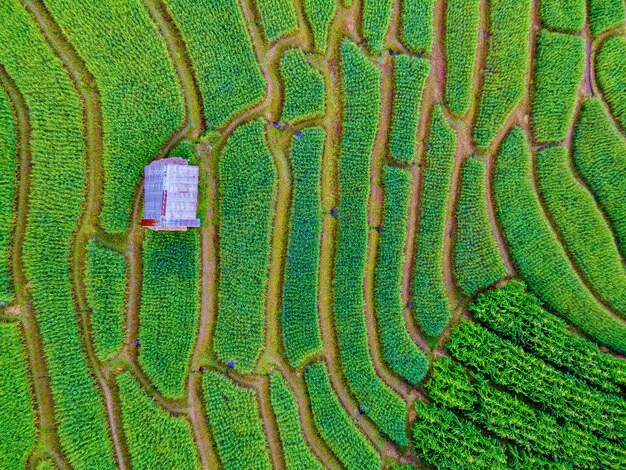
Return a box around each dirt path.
[20,1,131,467]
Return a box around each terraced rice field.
[0,0,625,468]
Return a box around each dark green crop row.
[214,119,276,372]
[304,363,381,470]
[165,0,265,130]
[280,48,325,122]
[444,0,480,116]
[303,0,336,53]
[256,0,298,41]
[473,0,531,149]
[0,323,35,469]
[401,0,434,54]
[269,372,324,469]
[389,55,430,163]
[413,106,455,337]
[448,321,626,440]
[203,371,272,469]
[335,40,408,446]
[494,127,626,353]
[470,281,626,393]
[573,99,626,257]
[427,357,626,468]
[282,128,324,367]
[536,146,626,318]
[85,240,127,361]
[453,157,507,297]
[0,85,16,305]
[375,166,428,385]
[116,372,199,469]
[539,0,585,33]
[362,0,393,53]
[589,0,625,35]
[0,2,115,466]
[596,35,626,131]
[530,31,584,143]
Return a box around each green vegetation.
[85,240,126,361]
[539,0,585,33]
[335,40,408,446]
[531,31,584,143]
[453,157,507,296]
[45,0,185,234]
[375,166,429,385]
[116,372,199,469]
[470,281,626,392]
[413,106,456,337]
[494,127,626,353]
[362,0,393,53]
[401,0,434,53]
[282,128,324,367]
[0,86,16,305]
[573,98,626,256]
[444,0,480,116]
[536,146,626,317]
[166,0,265,129]
[0,2,115,467]
[588,0,625,35]
[389,55,430,163]
[139,230,199,398]
[269,372,324,469]
[280,49,325,122]
[596,35,626,131]
[256,0,298,41]
[214,119,276,372]
[473,0,531,149]
[203,371,271,469]
[303,0,336,53]
[0,323,35,469]
[413,401,508,469]
[304,363,381,470]
[448,320,626,440]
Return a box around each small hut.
[141,158,200,231]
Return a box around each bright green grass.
[539,0,585,32]
[596,35,626,131]
[401,0,434,54]
[303,0,336,53]
[363,0,393,53]
[280,49,325,122]
[588,0,625,35]
[256,0,298,41]
[0,85,16,305]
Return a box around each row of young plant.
[279,48,325,123]
[334,39,408,446]
[138,230,199,398]
[573,99,626,257]
[0,85,16,305]
[443,0,480,116]
[388,55,430,163]
[453,157,507,297]
[400,0,434,54]
[362,0,393,54]
[470,281,626,393]
[0,2,115,466]
[85,240,127,361]
[412,106,455,337]
[375,166,429,385]
[447,320,626,440]
[536,146,626,318]
[214,119,276,372]
[281,128,324,367]
[493,127,626,353]
[0,323,36,469]
[596,35,626,131]
[530,31,584,143]
[426,356,626,468]
[473,0,531,149]
[589,0,625,35]
[44,0,185,234]
[165,0,265,130]
[255,0,298,42]
[116,372,199,469]
[303,0,336,53]
[269,372,324,469]
[538,0,585,33]
[203,371,272,469]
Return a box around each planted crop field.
[0,0,624,468]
